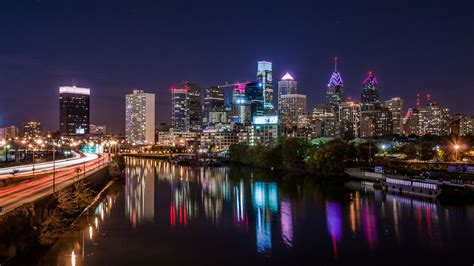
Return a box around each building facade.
[280,94,306,130]
[338,101,360,139]
[384,97,404,135]
[278,73,297,114]
[59,85,90,135]
[23,121,41,139]
[203,86,226,127]
[257,61,274,113]
[326,57,344,114]
[125,90,155,145]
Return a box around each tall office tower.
[183,82,202,132]
[360,71,380,106]
[172,86,189,132]
[278,73,297,114]
[339,101,360,139]
[23,121,41,139]
[203,86,226,127]
[59,85,90,135]
[360,105,393,138]
[418,101,450,136]
[125,90,155,145]
[384,97,404,135]
[326,57,344,114]
[230,83,249,124]
[257,61,274,113]
[245,82,265,122]
[280,94,306,130]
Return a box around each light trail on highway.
[0,152,98,177]
[0,153,110,215]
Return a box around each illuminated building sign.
[252,115,278,125]
[59,86,90,95]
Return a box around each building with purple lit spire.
[360,71,380,105]
[325,57,344,114]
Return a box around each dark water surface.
[36,158,473,265]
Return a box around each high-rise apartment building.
[125,90,155,145]
[59,85,90,135]
[338,101,360,139]
[384,97,404,135]
[280,94,306,130]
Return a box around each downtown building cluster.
[122,59,473,152]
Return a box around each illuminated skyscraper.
[172,82,202,132]
[125,90,155,145]
[230,83,249,124]
[257,61,274,113]
[172,86,188,132]
[245,82,264,122]
[280,94,306,130]
[360,71,380,106]
[203,86,226,127]
[326,57,344,113]
[384,97,404,135]
[278,73,297,114]
[59,85,90,135]
[339,101,360,139]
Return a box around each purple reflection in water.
[280,199,293,247]
[326,202,342,258]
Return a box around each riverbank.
[0,158,125,265]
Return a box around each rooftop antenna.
[334,56,338,72]
[416,93,421,108]
[72,78,77,86]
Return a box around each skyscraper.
[360,71,380,106]
[278,73,297,114]
[326,57,344,113]
[418,101,450,136]
[59,85,90,135]
[384,97,404,135]
[203,86,226,127]
[245,82,264,122]
[257,61,274,113]
[125,90,155,145]
[230,83,249,124]
[339,101,360,139]
[280,94,306,130]
[172,86,189,132]
[185,82,202,132]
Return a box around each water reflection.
[38,158,474,265]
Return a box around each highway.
[0,153,109,215]
[0,151,100,177]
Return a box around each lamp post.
[454,144,460,162]
[52,139,56,193]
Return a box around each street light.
[454,144,461,162]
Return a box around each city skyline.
[1,1,473,133]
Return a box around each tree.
[308,140,356,176]
[281,138,307,169]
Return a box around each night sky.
[1,0,473,133]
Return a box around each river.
[32,157,474,265]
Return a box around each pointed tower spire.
[334,56,338,72]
